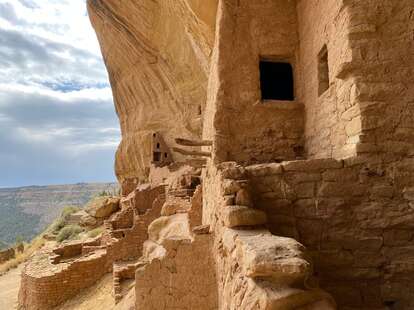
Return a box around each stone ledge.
[223,206,267,228]
[282,159,344,172]
[236,234,310,285]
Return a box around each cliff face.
[87,0,218,185]
[0,183,118,245]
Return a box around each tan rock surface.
[223,205,267,228]
[87,0,218,184]
[148,213,191,244]
[85,196,120,218]
[236,234,310,284]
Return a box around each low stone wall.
[231,156,414,309]
[18,248,109,310]
[107,195,165,262]
[135,234,218,309]
[202,162,335,309]
[18,185,166,310]
[135,183,218,310]
[0,247,15,264]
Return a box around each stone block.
[235,188,253,207]
[236,234,310,285]
[246,163,283,177]
[222,179,248,195]
[318,182,367,197]
[223,206,267,228]
[283,159,343,172]
[322,168,358,182]
[295,182,315,198]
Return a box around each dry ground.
[58,274,134,310]
[0,265,23,310]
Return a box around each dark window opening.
[153,152,161,162]
[384,301,397,309]
[164,153,168,158]
[318,45,330,96]
[153,133,156,137]
[156,143,160,149]
[260,61,294,101]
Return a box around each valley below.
[0,183,118,246]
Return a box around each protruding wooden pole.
[175,138,213,147]
[183,158,207,168]
[173,147,211,157]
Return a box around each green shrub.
[56,225,83,242]
[97,190,110,197]
[61,206,80,220]
[51,218,66,234]
[87,227,103,238]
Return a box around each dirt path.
[0,265,23,310]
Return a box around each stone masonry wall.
[203,0,304,165]
[339,0,414,158]
[203,163,335,309]
[135,235,218,309]
[18,185,165,310]
[297,0,354,159]
[298,0,414,160]
[0,247,15,263]
[244,156,414,309]
[107,195,165,262]
[18,249,109,310]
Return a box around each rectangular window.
[153,152,161,162]
[260,61,294,101]
[318,46,330,96]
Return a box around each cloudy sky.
[0,0,120,187]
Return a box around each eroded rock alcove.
[18,0,414,309]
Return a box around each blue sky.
[0,0,120,187]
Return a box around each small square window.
[153,152,161,162]
[318,46,330,96]
[260,61,294,101]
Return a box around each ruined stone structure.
[0,247,15,264]
[18,0,414,309]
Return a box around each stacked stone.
[18,184,167,309]
[210,161,336,309]
[242,157,414,308]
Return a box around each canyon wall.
[87,0,218,187]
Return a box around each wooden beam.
[175,138,213,147]
[172,147,211,157]
[184,158,207,168]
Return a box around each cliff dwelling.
[17,0,414,309]
[151,132,172,167]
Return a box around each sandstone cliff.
[87,0,218,185]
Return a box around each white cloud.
[0,0,120,187]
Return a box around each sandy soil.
[58,274,115,310]
[58,274,134,310]
[0,265,23,310]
